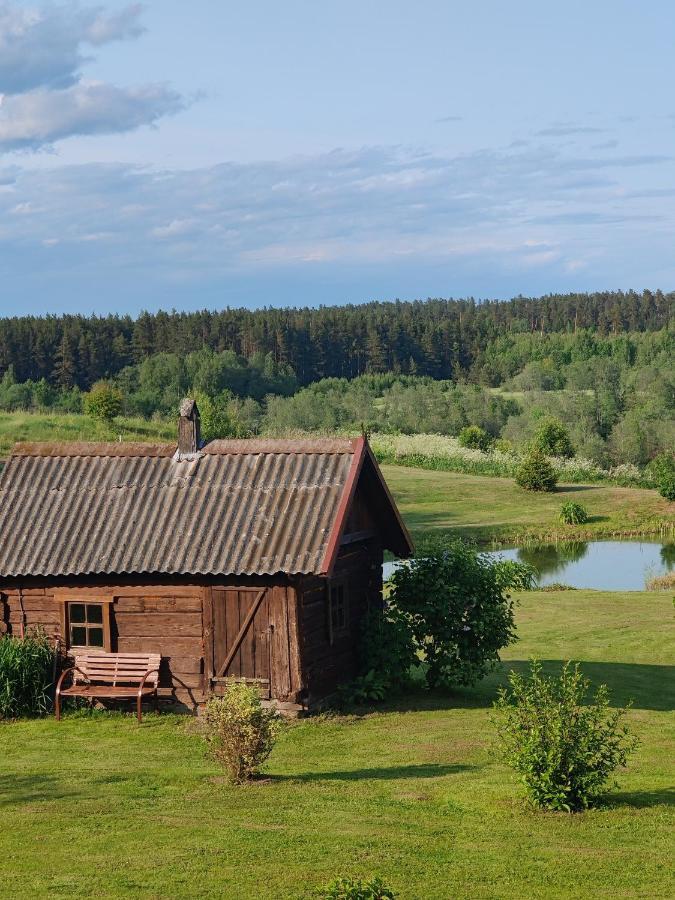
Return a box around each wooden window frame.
[327,579,349,645]
[60,599,112,652]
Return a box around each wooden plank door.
[212,588,271,697]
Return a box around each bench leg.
[137,693,143,724]
[55,692,61,722]
[154,689,158,713]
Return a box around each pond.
[383,540,675,591]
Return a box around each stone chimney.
[177,398,201,456]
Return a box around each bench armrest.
[137,668,160,695]
[55,665,89,694]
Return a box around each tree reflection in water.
[517,542,589,578]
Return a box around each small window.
[328,582,348,644]
[67,602,108,650]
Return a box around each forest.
[0,290,672,468]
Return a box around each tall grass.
[370,433,651,487]
[0,628,55,718]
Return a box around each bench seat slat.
[61,686,157,697]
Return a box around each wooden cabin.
[0,402,412,714]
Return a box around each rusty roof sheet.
[0,439,358,578]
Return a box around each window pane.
[88,627,104,648]
[71,626,87,645]
[87,604,103,624]
[70,604,86,623]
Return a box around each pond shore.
[382,464,675,548]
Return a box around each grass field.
[382,464,675,545]
[0,410,174,455]
[0,589,672,899]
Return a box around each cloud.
[0,143,672,278]
[0,3,183,151]
[0,81,184,150]
[0,2,143,94]
[536,125,607,137]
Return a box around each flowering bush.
[204,683,281,783]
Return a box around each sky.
[1,1,675,316]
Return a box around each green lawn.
[1,590,672,899]
[382,464,675,545]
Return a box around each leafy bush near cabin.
[389,540,517,689]
[559,501,589,525]
[0,628,55,718]
[339,603,418,704]
[492,660,639,811]
[458,424,493,452]
[204,683,281,783]
[319,875,396,899]
[515,448,558,492]
[646,452,675,501]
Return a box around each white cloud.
[0,2,143,94]
[0,3,183,151]
[0,81,184,150]
[0,144,672,284]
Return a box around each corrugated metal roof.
[0,440,358,578]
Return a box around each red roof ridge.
[10,436,358,459]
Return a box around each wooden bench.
[55,653,161,723]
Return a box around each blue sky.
[1,1,675,315]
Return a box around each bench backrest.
[73,653,161,687]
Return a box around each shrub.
[458,425,493,452]
[319,876,396,899]
[339,602,417,705]
[493,660,639,811]
[204,682,281,783]
[515,448,557,492]
[390,540,517,689]
[0,628,55,718]
[647,452,675,501]
[491,559,538,592]
[84,381,123,423]
[559,501,589,525]
[532,417,575,458]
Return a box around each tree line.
[1,290,671,390]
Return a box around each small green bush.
[532,417,575,458]
[204,682,281,783]
[458,425,493,452]
[515,448,557,492]
[647,452,675,501]
[559,501,589,525]
[0,628,55,718]
[319,876,396,899]
[493,660,639,811]
[83,381,123,423]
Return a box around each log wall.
[297,537,384,704]
[0,576,304,712]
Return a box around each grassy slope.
[0,590,673,899]
[0,411,174,456]
[382,464,675,545]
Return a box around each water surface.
[383,540,674,591]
